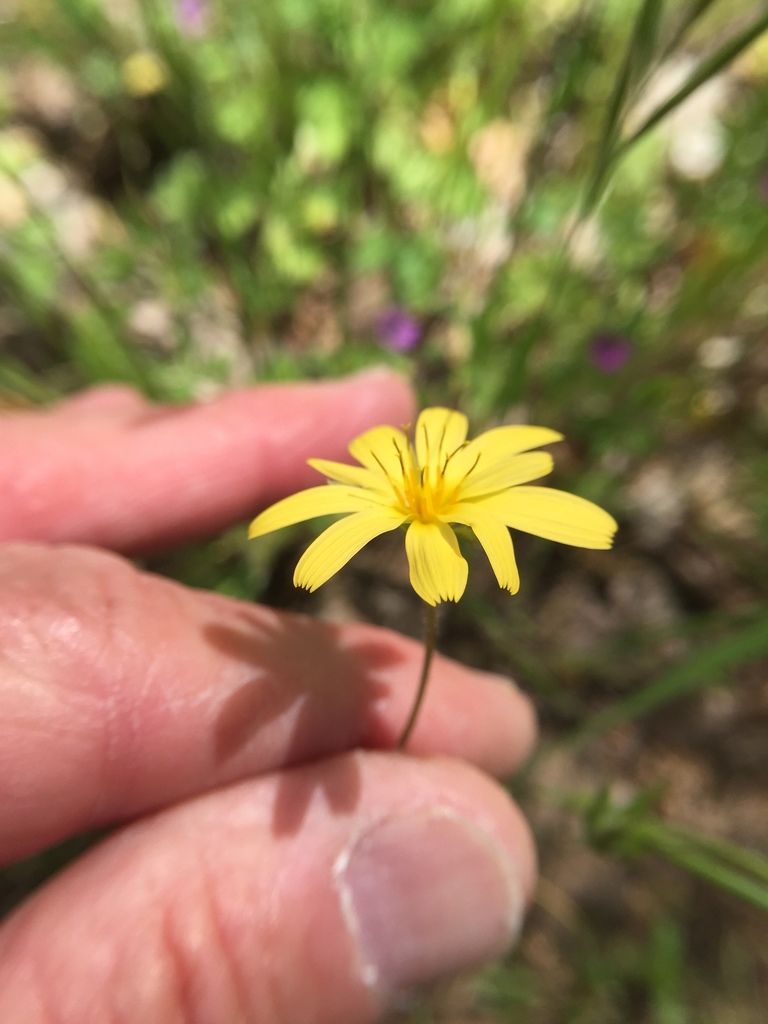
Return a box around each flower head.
[589,332,633,374]
[374,308,422,352]
[175,0,210,36]
[122,51,168,98]
[248,408,617,606]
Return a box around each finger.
[0,370,414,552]
[51,384,151,419]
[0,753,537,1024]
[0,543,536,864]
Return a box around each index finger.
[0,370,414,553]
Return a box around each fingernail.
[335,808,523,1000]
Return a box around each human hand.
[0,372,537,1024]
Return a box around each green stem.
[396,603,438,750]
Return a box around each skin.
[0,371,537,1024]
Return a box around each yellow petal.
[447,504,520,593]
[307,457,391,493]
[458,451,553,500]
[476,486,618,549]
[348,425,410,480]
[248,486,376,539]
[414,407,468,468]
[404,520,469,605]
[294,509,406,590]
[444,424,562,490]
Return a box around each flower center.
[374,435,477,523]
[402,462,441,521]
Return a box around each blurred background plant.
[2,0,768,1020]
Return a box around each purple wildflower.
[175,0,209,36]
[589,332,633,374]
[374,307,422,353]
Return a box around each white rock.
[697,335,744,370]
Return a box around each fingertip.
[340,367,415,420]
[478,671,538,777]
[309,368,416,445]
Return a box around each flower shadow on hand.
[204,609,407,836]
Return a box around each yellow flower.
[248,407,618,606]
[122,52,168,98]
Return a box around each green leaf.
[82,52,122,99]
[152,153,205,224]
[216,189,261,240]
[263,216,325,283]
[214,93,266,145]
[351,224,396,273]
[390,237,443,310]
[353,10,423,81]
[295,79,355,168]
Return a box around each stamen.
[444,451,482,505]
[421,422,430,468]
[464,452,481,479]
[443,440,468,471]
[371,450,390,478]
[391,438,407,476]
[438,420,447,457]
[371,449,406,507]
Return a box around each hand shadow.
[204,607,408,836]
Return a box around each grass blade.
[567,787,768,913]
[582,0,666,215]
[661,0,721,58]
[669,825,768,885]
[566,609,768,748]
[0,358,60,405]
[651,827,768,913]
[0,158,157,396]
[620,8,768,153]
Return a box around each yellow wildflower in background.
[122,51,168,98]
[248,407,617,606]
